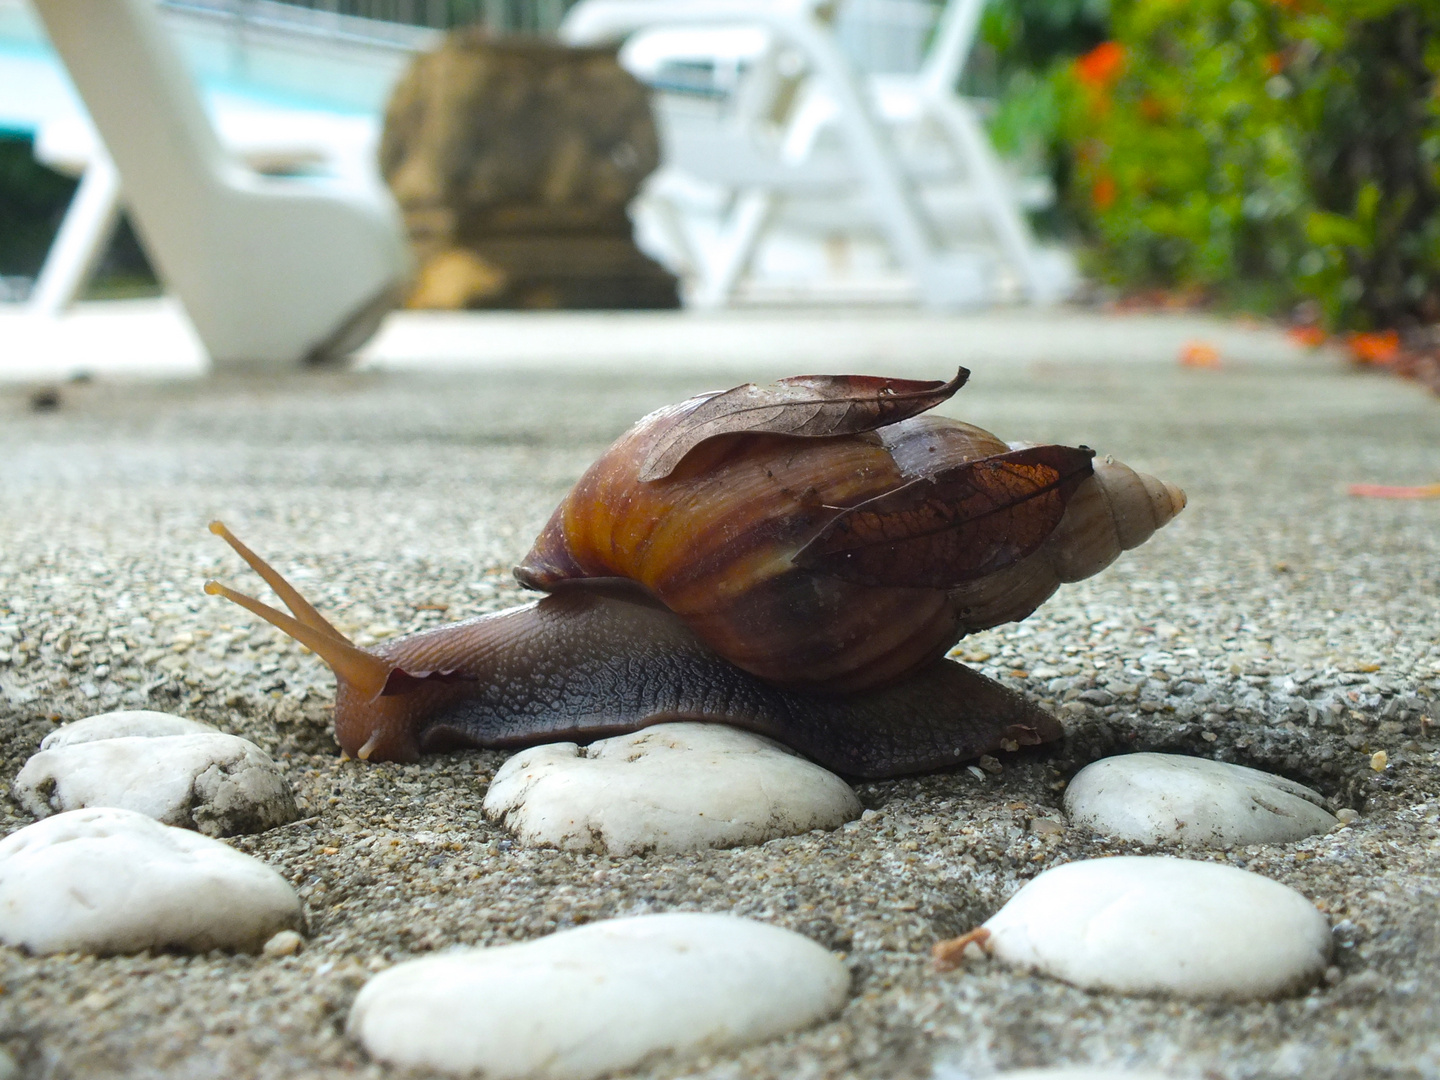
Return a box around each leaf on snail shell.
[638,369,970,482]
[793,445,1096,588]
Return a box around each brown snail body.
[206,370,1185,777]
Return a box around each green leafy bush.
[0,135,158,298]
[0,136,75,279]
[968,0,1110,236]
[1057,0,1440,329]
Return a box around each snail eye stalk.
[204,523,393,698]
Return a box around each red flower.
[1075,42,1127,87]
[1091,174,1118,210]
[1286,326,1327,348]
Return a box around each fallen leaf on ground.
[1347,482,1440,499]
[1179,341,1221,368]
[1347,331,1400,365]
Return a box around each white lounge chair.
[562,0,1073,308]
[26,0,412,367]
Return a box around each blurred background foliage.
[963,0,1109,238]
[0,135,157,297]
[0,137,72,279]
[991,0,1440,331]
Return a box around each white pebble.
[981,856,1331,1000]
[14,733,297,837]
[0,807,302,955]
[482,723,861,856]
[41,710,215,750]
[986,1071,1178,1080]
[348,912,848,1079]
[1064,753,1335,846]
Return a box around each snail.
[205,370,1185,778]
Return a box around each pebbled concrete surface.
[0,309,1436,1080]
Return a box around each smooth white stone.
[982,856,1331,1000]
[40,710,215,750]
[0,807,302,955]
[1064,753,1336,846]
[987,1071,1178,1080]
[348,912,849,1079]
[14,733,297,837]
[482,723,861,856]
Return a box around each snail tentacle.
[208,521,349,645]
[204,522,398,700]
[202,578,393,699]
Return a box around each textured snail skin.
[346,585,1061,777]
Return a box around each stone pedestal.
[381,32,679,310]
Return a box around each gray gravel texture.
[0,335,1437,1080]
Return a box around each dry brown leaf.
[794,445,1095,587]
[638,369,969,482]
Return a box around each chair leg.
[635,175,704,280]
[927,94,1056,303]
[28,153,122,317]
[692,189,775,308]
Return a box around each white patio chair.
[561,0,1073,308]
[27,0,412,367]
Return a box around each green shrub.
[0,136,75,279]
[968,0,1110,237]
[0,135,158,298]
[1057,0,1440,329]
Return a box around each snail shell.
[517,377,1185,692]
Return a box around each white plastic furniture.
[562,0,1072,308]
[27,0,412,366]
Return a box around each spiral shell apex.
[516,373,1185,692]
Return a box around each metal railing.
[250,0,942,51]
[260,0,582,33]
[152,0,945,77]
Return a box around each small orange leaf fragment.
[1347,331,1400,365]
[1287,326,1327,348]
[1179,341,1221,368]
[1347,482,1440,499]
